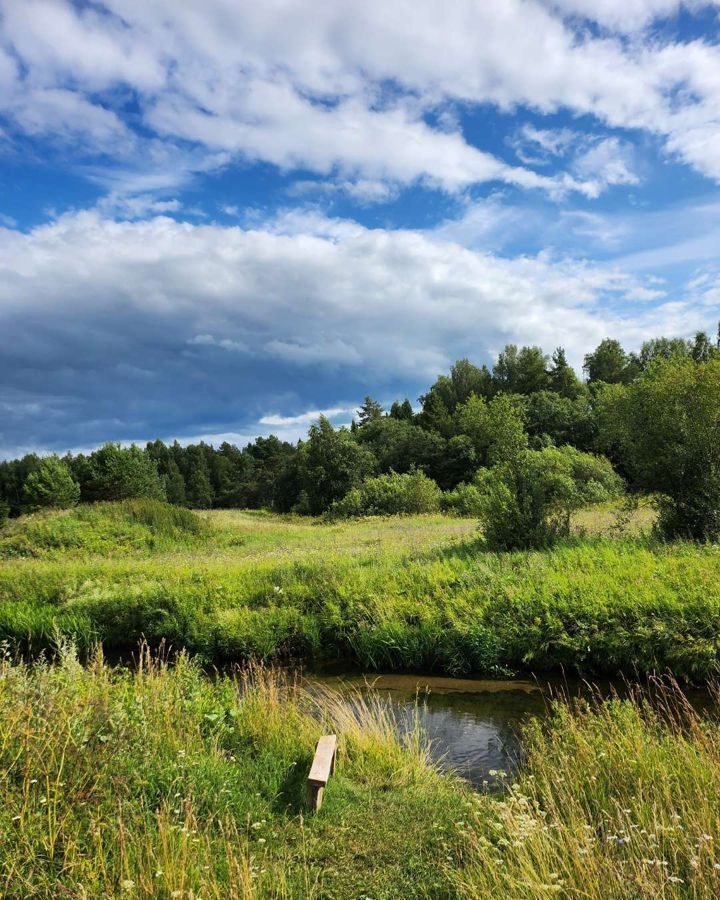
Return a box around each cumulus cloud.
[0,209,715,456]
[2,0,720,197]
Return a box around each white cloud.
[0,210,712,382]
[514,125,578,164]
[260,407,357,427]
[3,0,720,196]
[572,138,640,195]
[188,334,249,353]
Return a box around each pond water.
[306,672,718,789]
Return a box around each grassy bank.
[2,651,720,898]
[0,648,468,898]
[0,502,718,678]
[460,680,720,898]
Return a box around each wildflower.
[121,881,135,892]
[668,876,684,884]
[258,837,266,844]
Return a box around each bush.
[23,456,80,510]
[442,482,485,517]
[330,470,441,517]
[477,445,623,550]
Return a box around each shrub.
[23,456,80,510]
[476,445,623,550]
[330,470,441,517]
[442,482,485,517]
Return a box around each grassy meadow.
[2,502,720,897]
[0,500,718,679]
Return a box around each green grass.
[0,500,216,558]
[0,501,718,678]
[458,680,720,899]
[3,650,720,898]
[0,647,469,898]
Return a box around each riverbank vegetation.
[460,679,720,899]
[0,647,469,898]
[1,502,718,679]
[2,649,720,898]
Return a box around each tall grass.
[0,645,468,898]
[1,503,718,678]
[4,649,720,897]
[0,500,214,558]
[459,681,720,897]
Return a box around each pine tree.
[23,456,81,510]
[358,396,384,426]
[184,448,214,509]
[164,459,187,505]
[549,347,583,398]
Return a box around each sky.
[1,0,720,459]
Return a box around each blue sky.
[1,0,720,458]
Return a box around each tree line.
[1,330,719,546]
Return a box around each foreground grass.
[0,502,718,678]
[3,652,720,898]
[0,648,468,898]
[461,681,720,899]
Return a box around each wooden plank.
[307,734,337,812]
[308,734,337,785]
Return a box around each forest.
[2,331,720,548]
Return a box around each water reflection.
[307,672,719,789]
[307,673,549,788]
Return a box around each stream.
[307,672,719,788]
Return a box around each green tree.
[418,389,454,437]
[476,446,622,550]
[84,444,165,502]
[450,358,493,403]
[356,416,444,475]
[583,339,633,384]
[23,456,80,510]
[638,337,691,369]
[485,394,528,465]
[330,469,441,517]
[298,417,376,514]
[164,458,187,505]
[358,396,384,426]
[493,345,549,395]
[0,454,41,516]
[184,447,214,509]
[389,399,415,421]
[548,347,583,399]
[596,357,720,540]
[691,331,718,363]
[525,391,595,451]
